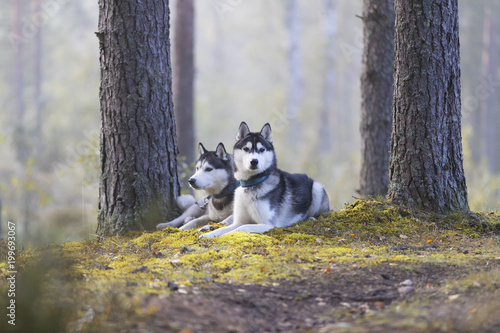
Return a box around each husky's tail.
[309,182,331,217]
[176,194,196,211]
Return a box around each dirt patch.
[129,261,499,333]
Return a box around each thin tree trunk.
[13,0,32,241]
[388,0,469,213]
[173,0,195,163]
[286,0,302,145]
[13,0,28,164]
[359,0,394,198]
[0,197,2,238]
[319,0,336,153]
[96,0,180,236]
[14,0,25,128]
[480,4,499,174]
[34,0,43,154]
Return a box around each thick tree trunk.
[359,0,394,198]
[388,0,469,213]
[173,0,195,163]
[96,0,180,236]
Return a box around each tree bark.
[359,0,394,198]
[96,0,180,236]
[173,0,195,163]
[388,0,469,213]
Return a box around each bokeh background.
[0,0,499,245]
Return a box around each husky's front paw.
[196,225,214,233]
[199,230,219,239]
[156,222,170,230]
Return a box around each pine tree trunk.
[480,4,500,174]
[34,0,43,155]
[96,0,180,237]
[388,0,469,213]
[319,0,336,153]
[286,0,302,146]
[13,0,28,164]
[173,0,195,163]
[359,0,394,198]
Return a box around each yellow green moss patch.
[1,199,498,332]
[45,201,498,290]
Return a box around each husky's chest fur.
[235,173,280,225]
[235,170,318,227]
[207,193,234,221]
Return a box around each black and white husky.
[156,142,238,231]
[200,122,330,238]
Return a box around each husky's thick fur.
[157,142,237,231]
[201,122,330,238]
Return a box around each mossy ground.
[1,200,499,332]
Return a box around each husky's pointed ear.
[260,123,273,143]
[198,142,207,157]
[236,122,250,141]
[215,142,229,160]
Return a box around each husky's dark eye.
[205,167,213,172]
[259,147,265,153]
[243,147,250,152]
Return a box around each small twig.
[347,292,398,302]
[388,244,438,251]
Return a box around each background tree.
[318,0,336,154]
[285,0,302,146]
[12,0,36,242]
[173,0,195,164]
[388,0,469,213]
[96,0,180,236]
[479,2,500,174]
[34,0,43,154]
[2,1,499,245]
[13,0,27,163]
[359,0,394,198]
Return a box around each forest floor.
[1,200,500,333]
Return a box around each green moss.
[43,201,495,290]
[1,199,498,331]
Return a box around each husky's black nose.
[188,178,196,186]
[250,159,259,169]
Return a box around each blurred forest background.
[0,0,499,245]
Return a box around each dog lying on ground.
[157,142,239,231]
[200,122,330,238]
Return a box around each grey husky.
[156,142,238,231]
[200,122,330,238]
